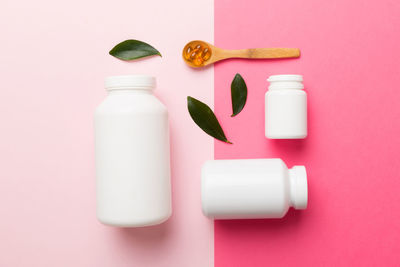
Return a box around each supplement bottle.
[95,75,171,227]
[201,158,307,219]
[265,74,307,139]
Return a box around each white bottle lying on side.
[95,75,171,227]
[201,158,307,219]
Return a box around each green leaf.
[109,39,162,60]
[187,96,232,144]
[231,73,248,117]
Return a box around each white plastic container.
[95,75,171,227]
[265,75,307,139]
[201,158,307,219]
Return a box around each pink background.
[214,0,400,266]
[0,0,214,266]
[1,0,400,266]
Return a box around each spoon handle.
[222,48,300,59]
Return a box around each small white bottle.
[201,158,307,219]
[95,75,171,227]
[265,75,307,139]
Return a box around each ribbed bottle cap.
[105,75,156,90]
[289,165,308,210]
[267,74,304,90]
[267,74,303,82]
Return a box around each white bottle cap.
[105,75,156,90]
[289,166,308,210]
[267,74,304,90]
[267,74,303,82]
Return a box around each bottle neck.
[288,166,308,210]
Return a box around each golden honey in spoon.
[182,41,212,67]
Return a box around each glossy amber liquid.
[182,41,212,67]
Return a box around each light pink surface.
[214,0,400,266]
[0,0,214,266]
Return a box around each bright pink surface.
[214,0,400,266]
[0,0,214,266]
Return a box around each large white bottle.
[201,158,307,219]
[95,75,171,227]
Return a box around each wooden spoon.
[182,40,300,68]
